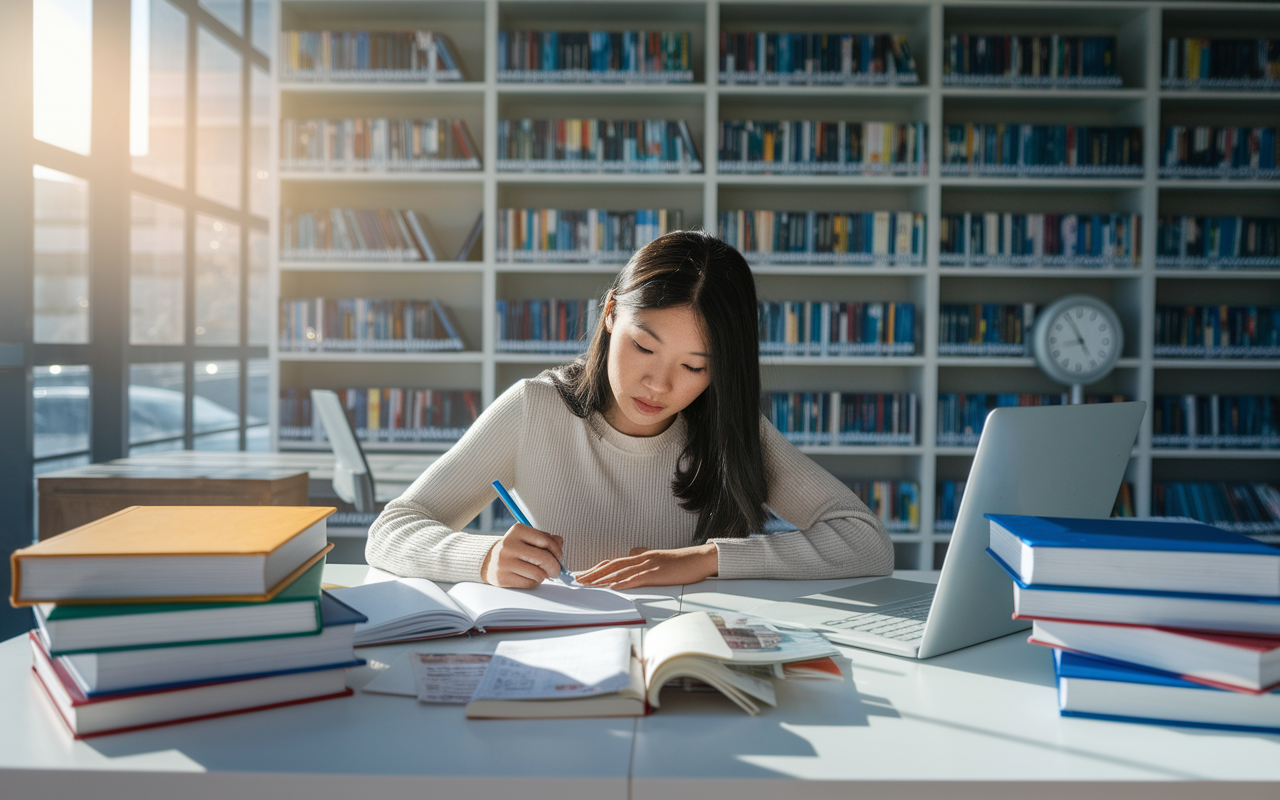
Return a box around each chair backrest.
[310,389,376,513]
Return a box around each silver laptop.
[754,401,1146,659]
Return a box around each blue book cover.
[1054,649,1280,734]
[985,513,1280,556]
[987,546,1280,604]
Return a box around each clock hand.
[1064,314,1088,349]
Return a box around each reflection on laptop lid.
[754,401,1147,659]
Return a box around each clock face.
[1032,295,1124,386]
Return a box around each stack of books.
[986,514,1280,734]
[11,506,365,738]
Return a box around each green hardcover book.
[34,558,326,656]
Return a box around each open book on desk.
[328,577,644,646]
[462,611,840,718]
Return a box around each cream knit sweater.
[365,374,894,583]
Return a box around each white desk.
[2,567,1278,799]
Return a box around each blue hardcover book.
[1054,649,1280,734]
[57,592,368,698]
[986,513,1280,596]
[987,546,1280,635]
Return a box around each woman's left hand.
[576,543,718,589]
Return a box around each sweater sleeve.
[364,381,527,583]
[710,416,895,580]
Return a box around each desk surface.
[86,451,436,504]
[2,566,1278,800]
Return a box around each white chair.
[310,389,376,514]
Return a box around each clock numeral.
[1089,311,1097,321]
[1075,309,1083,318]
[1101,338,1110,346]
[1089,360,1097,369]
[1054,323,1063,331]
[1048,336,1056,344]
[1061,359,1071,368]
[1099,323,1108,332]
[1098,350,1108,360]
[1052,350,1060,358]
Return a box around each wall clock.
[1031,294,1124,404]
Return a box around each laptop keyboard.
[820,593,935,642]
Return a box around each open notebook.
[328,577,644,646]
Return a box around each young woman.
[366,230,893,589]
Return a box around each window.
[33,167,90,344]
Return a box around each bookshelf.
[270,1,1280,567]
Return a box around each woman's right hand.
[480,524,565,588]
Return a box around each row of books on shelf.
[1161,127,1280,179]
[718,121,926,176]
[497,31,692,83]
[989,514,1280,734]
[279,387,481,443]
[279,298,464,352]
[1153,482,1280,536]
[937,303,1035,356]
[759,302,915,357]
[14,507,359,737]
[1153,305,1280,358]
[937,393,1128,447]
[942,124,1142,177]
[1156,216,1280,269]
[763,392,917,447]
[280,118,481,172]
[718,33,918,86]
[848,481,920,533]
[495,298,599,353]
[1163,38,1280,90]
[495,208,684,262]
[718,210,925,265]
[1152,395,1280,449]
[940,213,1140,268]
[496,118,700,173]
[281,31,462,82]
[281,208,482,263]
[943,35,1119,87]
[937,482,1138,532]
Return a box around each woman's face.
[602,300,711,437]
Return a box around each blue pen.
[492,479,573,586]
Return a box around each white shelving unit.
[271,0,1280,567]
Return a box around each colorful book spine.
[279,388,481,444]
[940,212,1140,268]
[936,393,1126,446]
[758,301,915,357]
[1152,395,1280,449]
[278,298,464,352]
[281,118,480,171]
[942,124,1143,177]
[280,30,463,82]
[1152,482,1280,537]
[1162,38,1280,90]
[943,35,1120,87]
[498,31,692,83]
[1160,127,1280,179]
[496,119,701,173]
[847,480,920,532]
[937,303,1036,356]
[719,32,919,86]
[281,208,441,262]
[718,121,927,176]
[495,298,599,353]
[935,480,966,532]
[1156,216,1280,269]
[496,208,684,262]
[762,392,918,446]
[719,210,925,266]
[1153,306,1280,358]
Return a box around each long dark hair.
[546,229,768,542]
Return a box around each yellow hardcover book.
[11,506,334,606]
